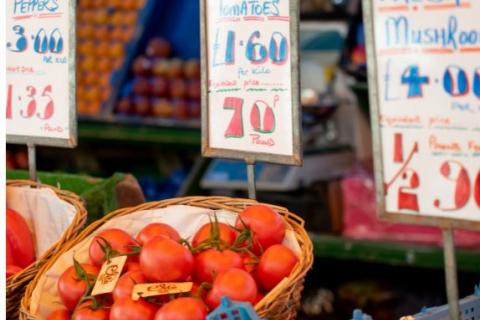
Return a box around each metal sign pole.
[27,144,37,182]
[443,228,460,320]
[246,162,256,200]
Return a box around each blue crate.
[405,285,480,320]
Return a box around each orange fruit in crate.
[109,42,124,58]
[83,10,96,24]
[169,79,187,98]
[110,26,123,41]
[92,0,107,9]
[85,87,101,102]
[78,40,95,56]
[100,87,112,101]
[77,24,94,40]
[167,59,184,79]
[77,101,89,114]
[133,0,146,9]
[94,10,109,24]
[184,59,200,80]
[152,58,169,77]
[95,26,111,42]
[110,12,123,25]
[152,98,174,117]
[120,27,135,42]
[97,58,112,73]
[95,42,110,57]
[85,73,98,86]
[87,101,102,115]
[80,56,96,71]
[133,96,151,116]
[123,12,138,25]
[78,0,94,9]
[98,74,111,87]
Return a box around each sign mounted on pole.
[363,0,480,230]
[201,0,302,166]
[6,0,77,147]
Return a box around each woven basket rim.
[7,179,87,319]
[20,196,313,320]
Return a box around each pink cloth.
[341,168,480,248]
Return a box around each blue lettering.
[13,0,59,15]
[383,15,479,51]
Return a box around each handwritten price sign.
[6,0,76,147]
[364,0,480,229]
[201,0,301,165]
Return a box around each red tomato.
[113,270,146,301]
[193,249,243,283]
[190,283,207,300]
[192,222,236,248]
[136,223,181,246]
[47,309,70,320]
[58,264,100,310]
[255,244,298,290]
[254,291,265,305]
[206,268,257,309]
[140,238,193,282]
[126,261,141,272]
[6,264,23,278]
[89,228,135,267]
[235,205,285,253]
[6,237,14,265]
[242,253,258,273]
[110,298,157,320]
[72,302,109,320]
[154,297,207,320]
[6,208,35,268]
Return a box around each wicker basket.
[7,180,87,320]
[20,196,313,320]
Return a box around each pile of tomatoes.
[46,204,299,320]
[6,208,36,279]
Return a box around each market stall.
[5,0,480,319]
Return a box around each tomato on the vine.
[193,249,243,283]
[235,205,285,253]
[72,302,109,320]
[206,268,257,309]
[192,222,236,248]
[136,223,181,246]
[46,309,70,320]
[154,297,207,320]
[126,261,142,272]
[110,298,158,320]
[140,237,193,282]
[89,228,136,267]
[57,263,99,310]
[113,270,146,301]
[255,244,298,290]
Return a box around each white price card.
[201,0,302,165]
[364,0,480,230]
[6,0,77,147]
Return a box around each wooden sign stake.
[246,161,256,200]
[443,229,460,320]
[27,144,37,182]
